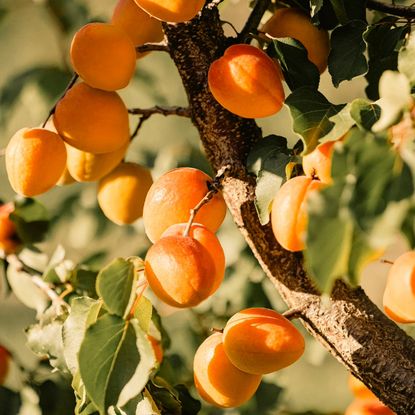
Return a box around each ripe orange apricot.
[349,375,378,401]
[271,176,325,252]
[193,333,261,408]
[56,167,76,186]
[134,0,205,23]
[345,399,395,415]
[161,223,225,295]
[6,128,66,197]
[70,23,136,91]
[143,167,227,243]
[66,142,128,182]
[112,0,163,58]
[97,162,153,225]
[262,7,330,73]
[383,251,415,323]
[223,308,304,375]
[0,203,15,242]
[54,82,130,154]
[148,335,163,364]
[208,44,285,119]
[145,232,216,308]
[303,140,336,184]
[0,346,10,385]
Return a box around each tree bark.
[162,3,415,414]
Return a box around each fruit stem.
[210,327,224,334]
[136,39,170,54]
[381,259,395,265]
[42,73,79,128]
[283,307,305,321]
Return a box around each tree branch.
[128,105,191,118]
[367,0,415,18]
[136,40,170,54]
[238,0,272,42]
[163,5,415,414]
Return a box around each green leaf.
[133,296,153,333]
[63,297,102,374]
[270,38,320,90]
[328,0,348,24]
[350,99,381,130]
[365,22,409,100]
[70,267,99,298]
[10,198,49,245]
[399,31,415,86]
[78,315,155,414]
[174,385,201,415]
[286,87,345,153]
[319,103,354,142]
[328,20,368,87]
[96,258,137,318]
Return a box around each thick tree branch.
[163,4,415,414]
[238,0,272,42]
[367,0,415,18]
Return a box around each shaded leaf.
[70,267,99,298]
[350,99,381,130]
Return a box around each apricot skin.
[0,203,15,241]
[66,142,128,182]
[303,141,336,184]
[193,333,261,408]
[70,23,136,91]
[345,399,394,415]
[143,167,227,243]
[262,8,330,73]
[349,375,378,401]
[271,176,325,252]
[208,44,285,119]
[112,0,163,58]
[97,162,153,225]
[161,223,225,295]
[0,346,9,385]
[6,128,66,197]
[134,0,205,23]
[383,251,415,323]
[145,233,216,308]
[223,308,304,375]
[54,82,130,154]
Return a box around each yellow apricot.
[143,167,227,242]
[6,128,66,197]
[70,23,136,91]
[345,399,395,415]
[134,0,205,23]
[161,223,225,295]
[208,44,285,118]
[262,7,330,73]
[145,232,216,308]
[303,140,336,184]
[383,251,415,323]
[0,346,10,385]
[66,142,128,182]
[56,167,76,186]
[271,176,325,252]
[193,333,261,408]
[223,308,304,375]
[349,375,378,401]
[97,162,153,225]
[54,82,130,154]
[111,0,163,58]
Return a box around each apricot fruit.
[148,335,163,364]
[193,333,261,408]
[208,44,285,119]
[70,23,136,91]
[271,176,325,252]
[223,308,304,375]
[145,231,217,308]
[66,142,128,182]
[54,82,130,154]
[6,127,66,197]
[383,251,415,323]
[262,7,330,73]
[134,0,205,23]
[345,399,395,415]
[302,140,336,184]
[97,162,153,225]
[0,346,9,385]
[0,203,15,242]
[349,375,378,401]
[111,0,163,58]
[56,167,76,186]
[143,167,227,242]
[161,223,225,295]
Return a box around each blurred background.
[0,0,413,414]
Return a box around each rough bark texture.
[162,3,415,414]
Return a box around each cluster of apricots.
[272,140,335,252]
[193,308,305,408]
[0,203,19,255]
[143,167,227,308]
[346,375,395,415]
[208,7,329,119]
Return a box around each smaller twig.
[136,40,170,54]
[128,105,191,117]
[221,20,239,36]
[130,114,151,140]
[367,0,415,18]
[283,307,305,320]
[59,283,74,300]
[42,73,79,128]
[183,188,218,237]
[381,259,395,265]
[210,327,224,334]
[238,0,272,42]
